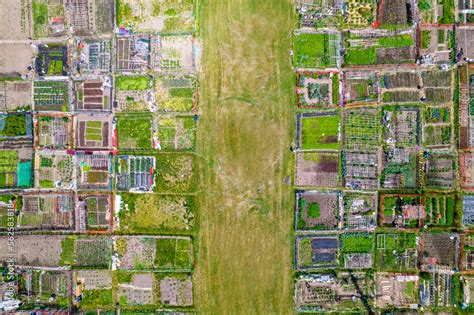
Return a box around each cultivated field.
[194,0,294,313]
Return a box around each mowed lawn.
[195,0,294,313]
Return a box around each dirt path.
[194,0,295,313]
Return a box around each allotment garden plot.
[379,194,425,228]
[421,68,453,105]
[419,271,456,308]
[462,234,474,271]
[115,34,150,72]
[159,273,193,307]
[65,0,114,35]
[296,235,339,270]
[35,44,69,77]
[73,270,113,309]
[75,193,112,231]
[339,233,374,269]
[296,0,344,29]
[419,25,454,64]
[154,153,197,193]
[69,39,112,75]
[424,192,456,227]
[418,0,455,24]
[152,34,195,72]
[293,30,341,69]
[75,114,112,149]
[344,0,376,27]
[17,269,70,308]
[16,193,74,230]
[60,236,112,268]
[32,0,66,38]
[75,152,112,190]
[423,151,457,189]
[418,233,460,272]
[297,111,339,150]
[35,114,73,149]
[115,155,155,191]
[375,273,419,308]
[294,272,374,312]
[0,0,32,40]
[117,0,195,32]
[0,79,31,111]
[456,26,474,60]
[343,69,379,104]
[380,106,420,189]
[343,106,381,190]
[376,0,413,27]
[458,64,474,149]
[375,232,418,271]
[342,191,377,230]
[296,71,339,108]
[0,148,33,189]
[379,70,421,104]
[0,235,64,267]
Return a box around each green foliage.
[80,290,113,308]
[344,48,376,65]
[421,30,431,49]
[0,115,27,138]
[117,115,152,149]
[155,238,192,269]
[39,180,54,188]
[378,34,413,48]
[307,203,320,219]
[116,76,150,91]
